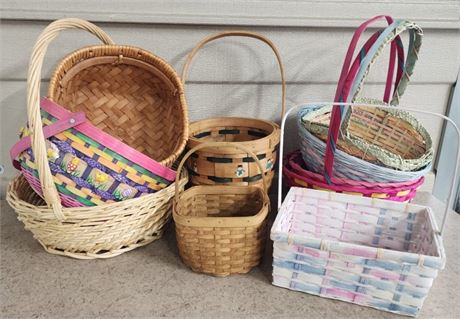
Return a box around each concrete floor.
[1,193,459,319]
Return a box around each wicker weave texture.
[14,18,188,208]
[6,18,190,258]
[187,118,279,187]
[303,20,432,173]
[48,45,188,166]
[7,173,188,259]
[271,187,445,316]
[283,150,424,202]
[173,142,270,277]
[182,31,285,188]
[175,187,268,276]
[307,105,428,163]
[298,105,432,183]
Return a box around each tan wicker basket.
[181,31,285,188]
[7,173,187,259]
[5,18,189,259]
[173,142,270,277]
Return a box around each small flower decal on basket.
[66,157,80,173]
[235,165,245,178]
[46,141,60,162]
[94,172,108,184]
[121,188,133,199]
[114,187,134,201]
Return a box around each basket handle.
[334,15,400,105]
[174,142,269,203]
[348,20,422,105]
[27,18,114,220]
[324,19,423,183]
[342,29,404,104]
[181,31,286,120]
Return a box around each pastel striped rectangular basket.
[271,187,445,317]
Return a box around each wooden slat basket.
[173,142,270,277]
[181,31,286,189]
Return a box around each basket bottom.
[35,229,165,259]
[7,174,188,259]
[180,253,262,277]
[272,271,420,317]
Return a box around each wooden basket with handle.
[173,142,270,277]
[181,31,285,188]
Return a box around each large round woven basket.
[181,31,285,188]
[173,142,269,277]
[7,173,187,259]
[10,18,188,207]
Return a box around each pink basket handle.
[324,19,423,182]
[342,30,404,104]
[334,15,398,105]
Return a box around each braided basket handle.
[174,142,269,204]
[181,31,286,120]
[342,30,404,104]
[27,19,114,220]
[348,20,422,105]
[324,18,423,183]
[334,15,400,105]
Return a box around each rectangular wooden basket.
[271,187,445,317]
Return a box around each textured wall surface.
[1,1,459,197]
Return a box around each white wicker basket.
[272,102,460,317]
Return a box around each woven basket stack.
[288,15,433,199]
[272,15,451,317]
[4,14,456,318]
[7,19,189,258]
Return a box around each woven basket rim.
[47,44,189,167]
[48,44,185,92]
[188,117,280,154]
[7,172,188,217]
[299,103,433,170]
[173,185,269,227]
[286,150,424,190]
[272,187,446,265]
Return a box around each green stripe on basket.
[243,174,262,182]
[194,131,211,138]
[82,137,169,184]
[54,183,95,206]
[206,157,233,163]
[248,130,267,138]
[242,154,266,162]
[208,176,233,183]
[218,129,240,135]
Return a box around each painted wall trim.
[1,0,459,29]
